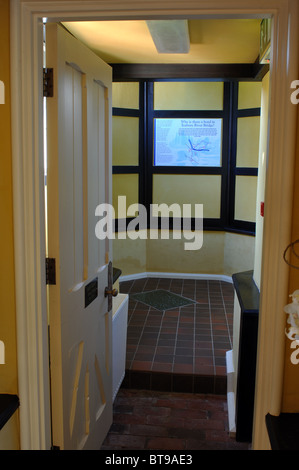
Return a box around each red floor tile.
[122,277,234,393]
[101,389,250,450]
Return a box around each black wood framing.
[112,63,269,81]
[112,73,262,236]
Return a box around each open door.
[45,23,113,450]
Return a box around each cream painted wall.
[112,174,139,217]
[153,174,222,219]
[224,232,255,275]
[253,72,270,289]
[146,231,225,275]
[113,230,255,277]
[154,81,224,110]
[112,116,139,166]
[112,81,139,109]
[236,116,260,167]
[234,175,258,223]
[113,232,147,275]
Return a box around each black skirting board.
[0,394,19,430]
[266,413,299,450]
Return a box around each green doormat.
[131,289,195,311]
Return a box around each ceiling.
[62,19,262,65]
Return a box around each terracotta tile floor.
[120,277,234,394]
[101,389,249,450]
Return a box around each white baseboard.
[227,392,236,436]
[226,350,236,436]
[119,271,233,284]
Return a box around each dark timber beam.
[111,63,269,81]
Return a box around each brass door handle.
[105,287,118,297]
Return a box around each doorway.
[46,18,265,401]
[10,0,299,450]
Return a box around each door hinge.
[43,67,53,97]
[46,258,56,285]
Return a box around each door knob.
[105,287,118,297]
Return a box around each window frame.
[112,78,261,235]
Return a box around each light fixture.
[146,20,190,54]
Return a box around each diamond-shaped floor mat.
[131,289,195,311]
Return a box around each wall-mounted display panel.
[154,118,222,167]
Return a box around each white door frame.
[10,0,299,450]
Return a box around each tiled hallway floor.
[120,277,234,394]
[101,389,249,450]
[101,277,250,451]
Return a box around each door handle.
[105,261,118,311]
[104,287,118,297]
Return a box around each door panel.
[46,23,112,450]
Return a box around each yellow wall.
[224,231,255,275]
[238,81,262,109]
[113,230,255,277]
[112,81,139,109]
[112,116,139,166]
[114,232,147,276]
[112,174,139,218]
[152,174,221,219]
[235,175,258,222]
[154,81,224,110]
[146,231,225,274]
[235,82,261,223]
[236,116,260,167]
[0,0,19,451]
[0,0,18,394]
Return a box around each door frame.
[10,0,299,450]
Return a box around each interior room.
[59,18,270,443]
[2,0,299,451]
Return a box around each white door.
[45,23,113,450]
